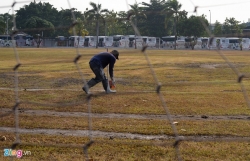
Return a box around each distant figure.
[216,39,220,50]
[25,39,30,46]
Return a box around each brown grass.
[0,48,250,160]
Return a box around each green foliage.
[141,0,167,36]
[128,2,147,31]
[0,13,13,35]
[2,0,247,38]
[85,2,109,48]
[179,15,209,37]
[68,18,89,36]
[223,17,242,36]
[56,8,83,37]
[0,15,5,34]
[25,16,55,37]
[162,0,187,49]
[16,2,58,32]
[213,21,223,36]
[103,11,126,35]
[116,11,133,35]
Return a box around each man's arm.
[109,58,116,85]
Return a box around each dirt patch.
[1,126,250,141]
[200,64,221,69]
[180,63,247,69]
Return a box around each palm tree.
[163,0,187,49]
[141,0,166,37]
[0,16,5,34]
[85,2,109,48]
[128,2,147,48]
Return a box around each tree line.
[0,0,247,39]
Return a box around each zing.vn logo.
[4,149,31,158]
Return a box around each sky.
[0,0,250,24]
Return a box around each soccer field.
[0,48,250,160]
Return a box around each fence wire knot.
[83,140,94,151]
[156,83,162,94]
[73,55,81,64]
[13,102,20,110]
[13,63,21,71]
[11,2,16,7]
[194,6,198,13]
[11,142,20,149]
[70,21,78,28]
[173,136,184,147]
[11,30,19,36]
[141,45,148,52]
[238,74,245,83]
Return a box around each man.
[82,50,119,94]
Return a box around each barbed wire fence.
[0,0,250,161]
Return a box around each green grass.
[0,48,250,160]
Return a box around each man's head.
[111,50,119,60]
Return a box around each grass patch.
[1,115,250,136]
[1,48,250,160]
[0,133,249,161]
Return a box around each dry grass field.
[0,48,250,161]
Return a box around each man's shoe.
[82,86,89,94]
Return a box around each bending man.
[82,50,119,94]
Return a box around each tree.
[128,2,147,31]
[117,11,133,35]
[85,2,109,48]
[0,16,5,34]
[128,2,147,48]
[223,17,242,37]
[16,1,85,37]
[56,8,83,37]
[25,16,55,37]
[16,1,58,36]
[141,0,166,37]
[163,0,187,49]
[179,15,208,37]
[68,18,89,36]
[213,21,222,36]
[0,13,13,35]
[103,11,123,35]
